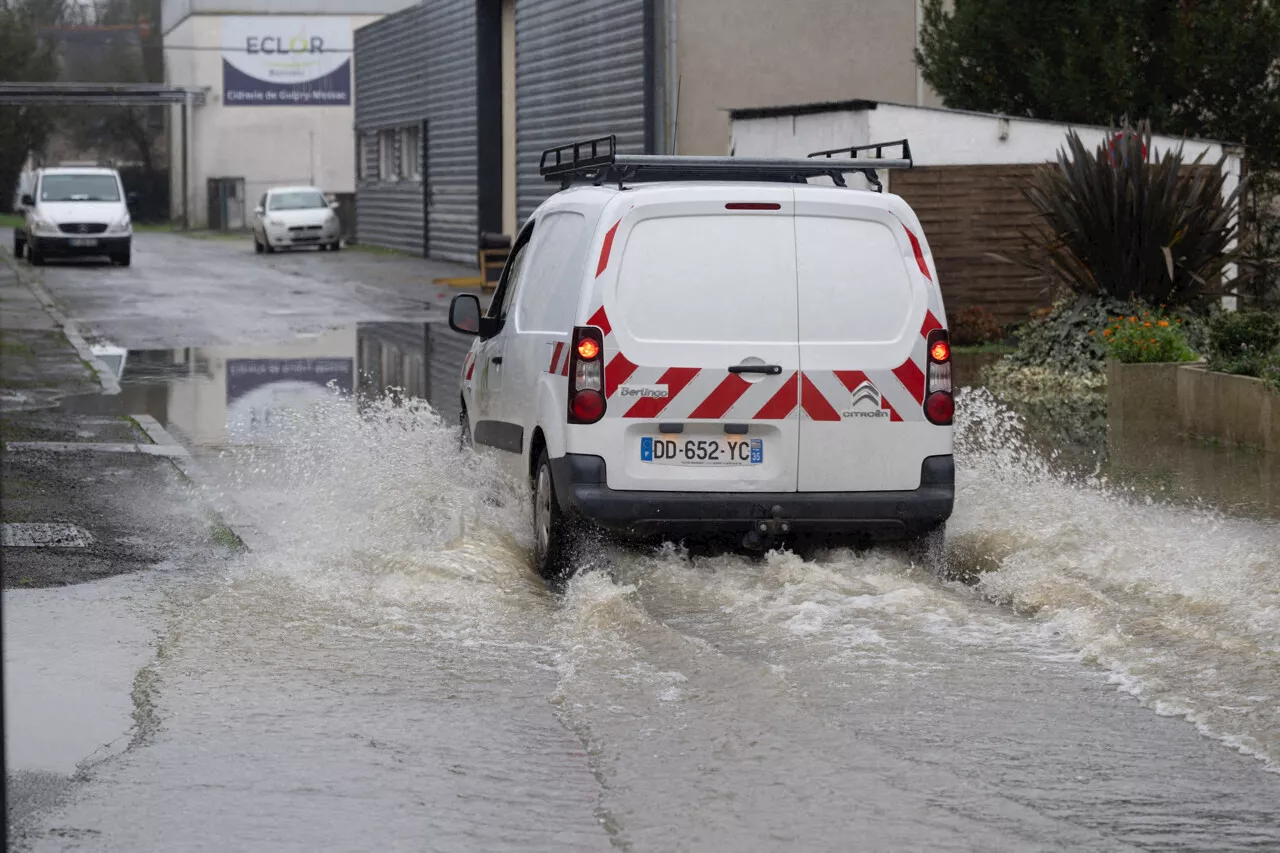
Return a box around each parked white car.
[252,186,342,253]
[449,136,955,579]
[16,167,133,267]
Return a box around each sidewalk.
[0,251,235,588]
[2,249,245,847]
[0,256,100,417]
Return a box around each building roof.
[727,99,881,121]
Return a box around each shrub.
[1237,171,1280,311]
[1100,310,1197,363]
[1004,295,1127,375]
[1205,310,1280,377]
[950,306,1003,346]
[1003,122,1242,309]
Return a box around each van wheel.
[13,232,24,260]
[532,449,576,581]
[29,246,45,266]
[459,407,472,451]
[253,235,264,254]
[112,249,131,267]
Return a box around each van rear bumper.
[550,454,954,541]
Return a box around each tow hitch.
[742,505,791,550]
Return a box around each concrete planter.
[1107,360,1280,452]
[1177,365,1280,452]
[1106,360,1184,438]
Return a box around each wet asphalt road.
[31,233,468,348]
[6,232,1280,852]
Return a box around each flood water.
[25,331,1280,851]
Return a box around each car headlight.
[107,215,131,234]
[31,217,59,235]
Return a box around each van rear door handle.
[728,364,781,375]
[491,356,503,365]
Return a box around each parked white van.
[16,167,133,266]
[449,136,954,578]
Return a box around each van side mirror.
[329,200,340,210]
[254,205,265,216]
[449,294,496,338]
[20,194,34,207]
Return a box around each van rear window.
[795,216,914,344]
[614,215,797,344]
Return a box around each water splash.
[951,387,1280,769]
[199,385,1279,774]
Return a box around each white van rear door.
[793,191,951,492]
[579,186,801,493]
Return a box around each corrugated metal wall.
[422,1,481,263]
[354,1,479,264]
[515,0,653,224]
[354,5,430,255]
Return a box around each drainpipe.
[667,0,678,153]
[181,92,191,229]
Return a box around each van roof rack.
[807,139,912,192]
[539,135,913,192]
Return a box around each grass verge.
[953,343,1017,355]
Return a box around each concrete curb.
[132,414,270,552]
[2,253,121,396]
[5,441,190,457]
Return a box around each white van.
[449,136,954,578]
[15,167,133,267]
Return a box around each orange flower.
[1157,320,1169,327]
[1150,338,1157,343]
[1144,322,1152,327]
[1129,316,1138,322]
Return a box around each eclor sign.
[221,16,351,107]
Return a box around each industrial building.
[352,0,938,260]
[161,0,419,229]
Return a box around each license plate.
[69,238,97,247]
[640,436,763,466]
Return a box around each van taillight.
[568,325,606,424]
[924,328,953,426]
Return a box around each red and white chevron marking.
[541,220,946,424]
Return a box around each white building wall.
[165,14,382,228]
[731,102,1239,176]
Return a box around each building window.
[400,126,421,180]
[358,134,377,181]
[379,129,397,181]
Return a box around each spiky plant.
[1007,122,1243,309]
